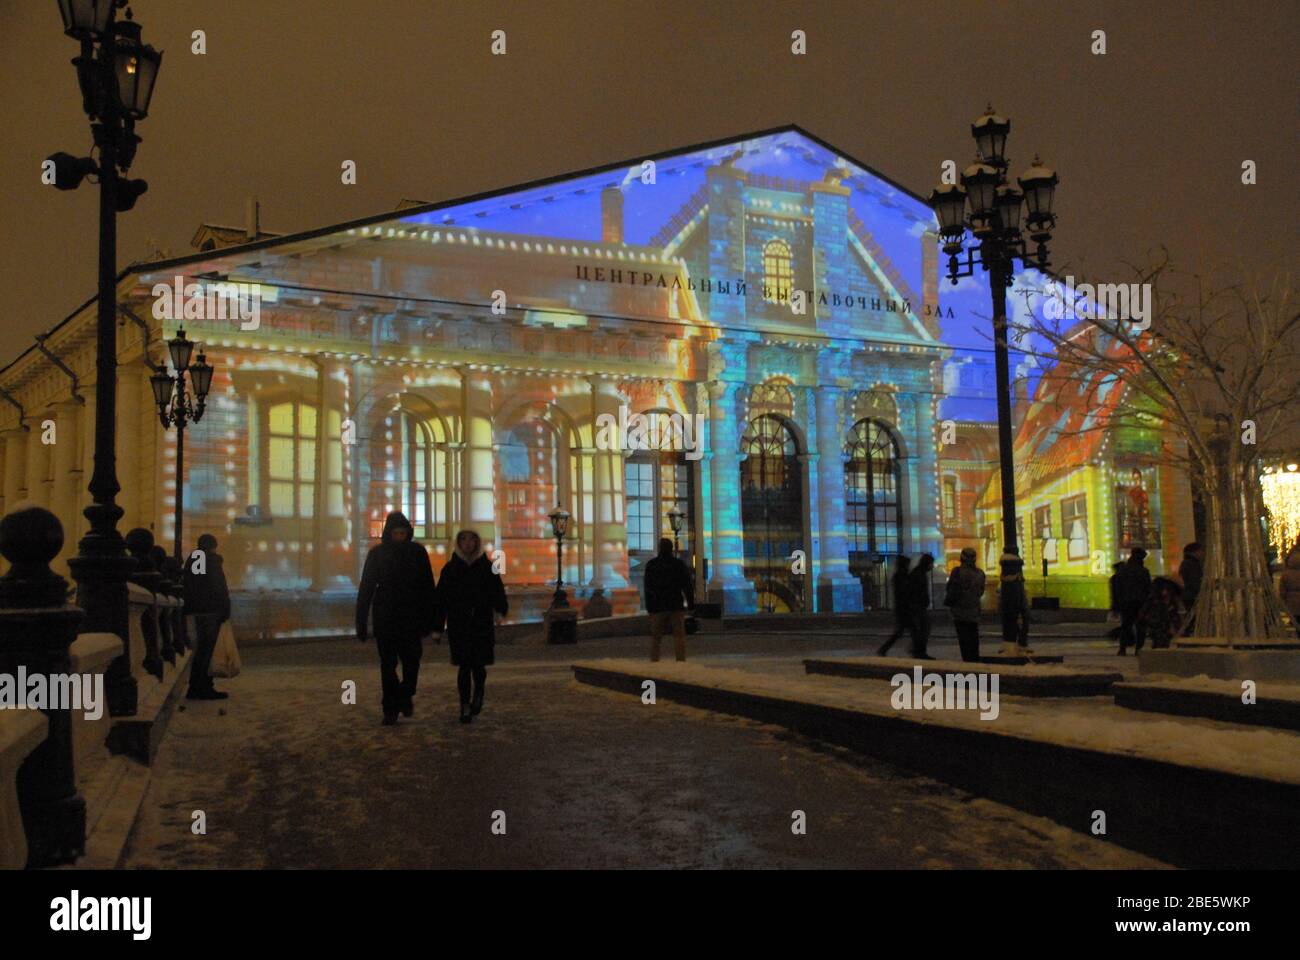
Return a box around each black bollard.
[0,506,87,867]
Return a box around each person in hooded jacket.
[945,547,987,662]
[1279,544,1300,639]
[434,529,508,723]
[356,511,438,725]
[1115,547,1152,655]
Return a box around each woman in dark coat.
[434,529,508,723]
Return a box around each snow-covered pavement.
[122,634,1167,868]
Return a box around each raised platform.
[1113,679,1300,731]
[1141,646,1300,681]
[107,646,193,765]
[804,656,1118,697]
[572,658,1300,869]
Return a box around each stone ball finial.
[0,504,64,568]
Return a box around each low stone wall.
[0,711,47,869]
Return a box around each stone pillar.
[706,380,755,613]
[459,368,497,549]
[587,377,627,587]
[810,176,853,338]
[813,385,862,611]
[0,506,86,866]
[310,357,349,590]
[1,425,29,509]
[116,362,144,530]
[49,398,84,577]
[24,422,51,510]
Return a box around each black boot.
[460,703,473,724]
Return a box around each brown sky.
[1,0,1295,351]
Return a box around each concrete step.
[1113,680,1300,731]
[107,649,193,765]
[572,658,1300,869]
[804,656,1119,697]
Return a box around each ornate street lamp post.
[666,506,685,555]
[930,106,1058,652]
[149,328,214,562]
[50,0,163,716]
[547,506,571,609]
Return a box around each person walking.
[356,511,438,726]
[877,556,914,656]
[1279,544,1300,639]
[643,537,694,662]
[1178,542,1205,636]
[1115,547,1152,655]
[945,547,987,662]
[906,553,937,659]
[183,532,232,701]
[434,529,508,723]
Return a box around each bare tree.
[1016,253,1299,643]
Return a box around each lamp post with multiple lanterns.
[51,0,163,716]
[929,106,1058,651]
[150,328,214,563]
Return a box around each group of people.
[1109,540,1300,651]
[877,548,996,662]
[355,513,509,725]
[1107,543,1203,654]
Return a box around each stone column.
[115,361,144,530]
[458,368,497,549]
[24,421,50,510]
[587,377,627,587]
[813,385,862,611]
[49,398,84,577]
[310,356,349,590]
[1,425,29,510]
[706,380,755,613]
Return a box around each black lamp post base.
[19,792,87,868]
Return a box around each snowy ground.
[122,630,1169,869]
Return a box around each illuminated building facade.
[0,127,1195,633]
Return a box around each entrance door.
[625,451,694,606]
[740,414,806,612]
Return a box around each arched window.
[762,239,793,303]
[395,411,448,541]
[845,418,902,562]
[369,403,449,541]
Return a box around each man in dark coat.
[183,532,232,700]
[945,547,987,662]
[906,553,937,659]
[433,529,508,723]
[356,511,438,725]
[642,537,694,662]
[1178,542,1204,636]
[1115,547,1152,655]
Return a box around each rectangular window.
[1061,494,1089,561]
[942,476,958,524]
[1033,504,1053,565]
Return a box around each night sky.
[0,0,1295,349]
